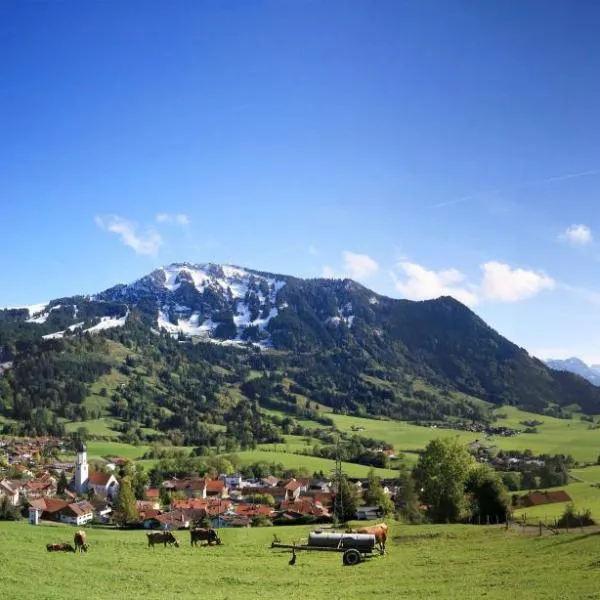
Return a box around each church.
[73,442,120,500]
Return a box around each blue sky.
[2,0,600,362]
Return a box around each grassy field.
[329,408,600,463]
[211,449,398,478]
[329,413,480,450]
[63,418,122,438]
[513,481,600,524]
[514,483,600,523]
[61,441,152,462]
[3,521,600,599]
[571,465,600,484]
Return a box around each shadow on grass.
[548,531,600,546]
[393,532,443,544]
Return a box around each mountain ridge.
[545,357,600,386]
[2,261,600,438]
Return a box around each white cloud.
[95,215,162,256]
[480,261,555,301]
[155,213,190,226]
[560,224,593,245]
[308,244,318,256]
[393,260,554,306]
[342,251,379,280]
[394,262,479,307]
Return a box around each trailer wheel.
[342,549,361,566]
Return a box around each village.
[0,436,394,530]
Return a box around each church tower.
[75,442,89,494]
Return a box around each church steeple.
[74,442,89,494]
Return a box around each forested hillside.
[1,263,600,444]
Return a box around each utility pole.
[332,437,344,526]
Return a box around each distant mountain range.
[2,262,600,441]
[544,357,600,386]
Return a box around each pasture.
[513,481,600,524]
[212,449,398,478]
[329,408,600,464]
[2,521,600,599]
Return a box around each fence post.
[539,521,542,536]
[486,515,490,526]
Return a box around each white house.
[0,479,20,506]
[58,501,95,526]
[87,471,120,499]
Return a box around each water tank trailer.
[270,530,378,566]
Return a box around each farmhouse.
[87,470,120,499]
[515,490,572,508]
[164,477,229,499]
[29,497,95,525]
[0,479,20,506]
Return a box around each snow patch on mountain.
[2,302,48,317]
[26,304,63,324]
[85,313,128,333]
[150,263,286,344]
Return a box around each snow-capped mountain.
[1,262,373,349]
[96,263,289,346]
[544,357,600,386]
[5,261,600,415]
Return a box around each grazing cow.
[353,523,388,553]
[46,543,76,553]
[147,531,180,548]
[190,528,222,547]
[74,530,88,553]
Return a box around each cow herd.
[46,527,222,554]
[46,530,89,553]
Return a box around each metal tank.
[307,531,376,552]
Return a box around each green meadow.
[2,521,600,599]
[330,407,600,464]
[513,482,600,524]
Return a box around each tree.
[362,469,394,515]
[57,471,69,495]
[539,456,569,488]
[0,496,20,521]
[501,472,521,492]
[466,464,510,523]
[333,476,361,523]
[413,437,473,523]
[245,493,276,507]
[159,486,171,509]
[115,477,139,524]
[394,469,422,523]
[131,467,149,500]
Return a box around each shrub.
[556,503,596,528]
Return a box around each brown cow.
[190,528,221,547]
[147,531,179,548]
[354,523,388,553]
[46,543,76,552]
[74,530,88,553]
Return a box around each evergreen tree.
[159,486,171,509]
[115,477,139,523]
[57,471,68,495]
